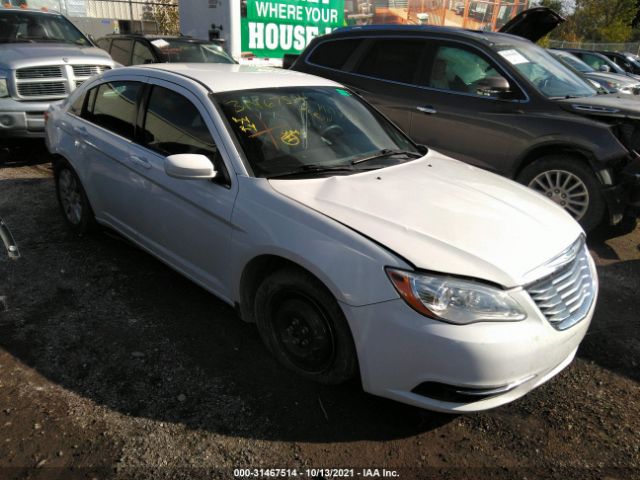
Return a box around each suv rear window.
[307,39,362,69]
[355,39,426,84]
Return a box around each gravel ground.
[0,143,639,480]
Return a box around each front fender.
[228,177,408,307]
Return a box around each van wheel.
[254,267,358,385]
[54,160,95,234]
[517,156,605,232]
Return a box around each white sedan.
[45,64,597,412]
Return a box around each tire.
[54,160,96,234]
[254,267,358,385]
[516,155,606,233]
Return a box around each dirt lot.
[0,143,639,480]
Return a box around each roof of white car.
[130,63,341,93]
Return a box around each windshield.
[151,39,235,64]
[494,42,596,98]
[551,51,593,73]
[217,87,420,178]
[0,10,90,45]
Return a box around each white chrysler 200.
[45,64,598,413]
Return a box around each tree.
[145,0,180,35]
[572,0,637,42]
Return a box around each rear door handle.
[417,106,438,115]
[72,125,97,149]
[130,155,151,169]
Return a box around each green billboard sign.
[241,0,345,59]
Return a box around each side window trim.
[305,34,530,104]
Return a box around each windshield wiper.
[266,164,370,179]
[351,149,422,165]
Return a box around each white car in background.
[45,64,597,412]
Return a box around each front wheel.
[517,156,606,232]
[254,267,358,385]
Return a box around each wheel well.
[50,154,68,173]
[239,255,327,324]
[515,145,595,179]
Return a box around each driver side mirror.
[599,64,611,72]
[475,76,513,99]
[164,153,217,180]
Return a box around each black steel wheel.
[254,267,358,384]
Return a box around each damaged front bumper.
[602,153,640,225]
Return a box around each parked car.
[549,49,640,95]
[289,8,640,232]
[0,5,115,139]
[95,34,236,67]
[45,63,597,413]
[561,49,640,81]
[599,50,640,76]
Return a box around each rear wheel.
[54,160,95,234]
[517,156,605,232]
[254,267,358,385]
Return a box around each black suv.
[96,34,235,66]
[290,9,640,232]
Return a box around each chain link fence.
[548,40,640,55]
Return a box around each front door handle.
[130,155,151,169]
[417,106,438,115]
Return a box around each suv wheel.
[517,156,605,232]
[254,267,358,385]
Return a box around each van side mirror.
[165,153,217,180]
[475,76,512,98]
[599,64,611,72]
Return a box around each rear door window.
[354,39,426,83]
[110,39,133,65]
[83,81,142,139]
[307,39,362,69]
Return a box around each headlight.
[386,268,527,325]
[0,78,8,98]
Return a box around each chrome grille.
[17,82,67,97]
[72,65,111,77]
[527,241,595,331]
[16,66,63,79]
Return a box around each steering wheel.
[320,124,344,145]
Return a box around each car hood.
[557,93,640,119]
[269,153,582,288]
[499,7,565,43]
[585,71,638,87]
[0,43,112,69]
